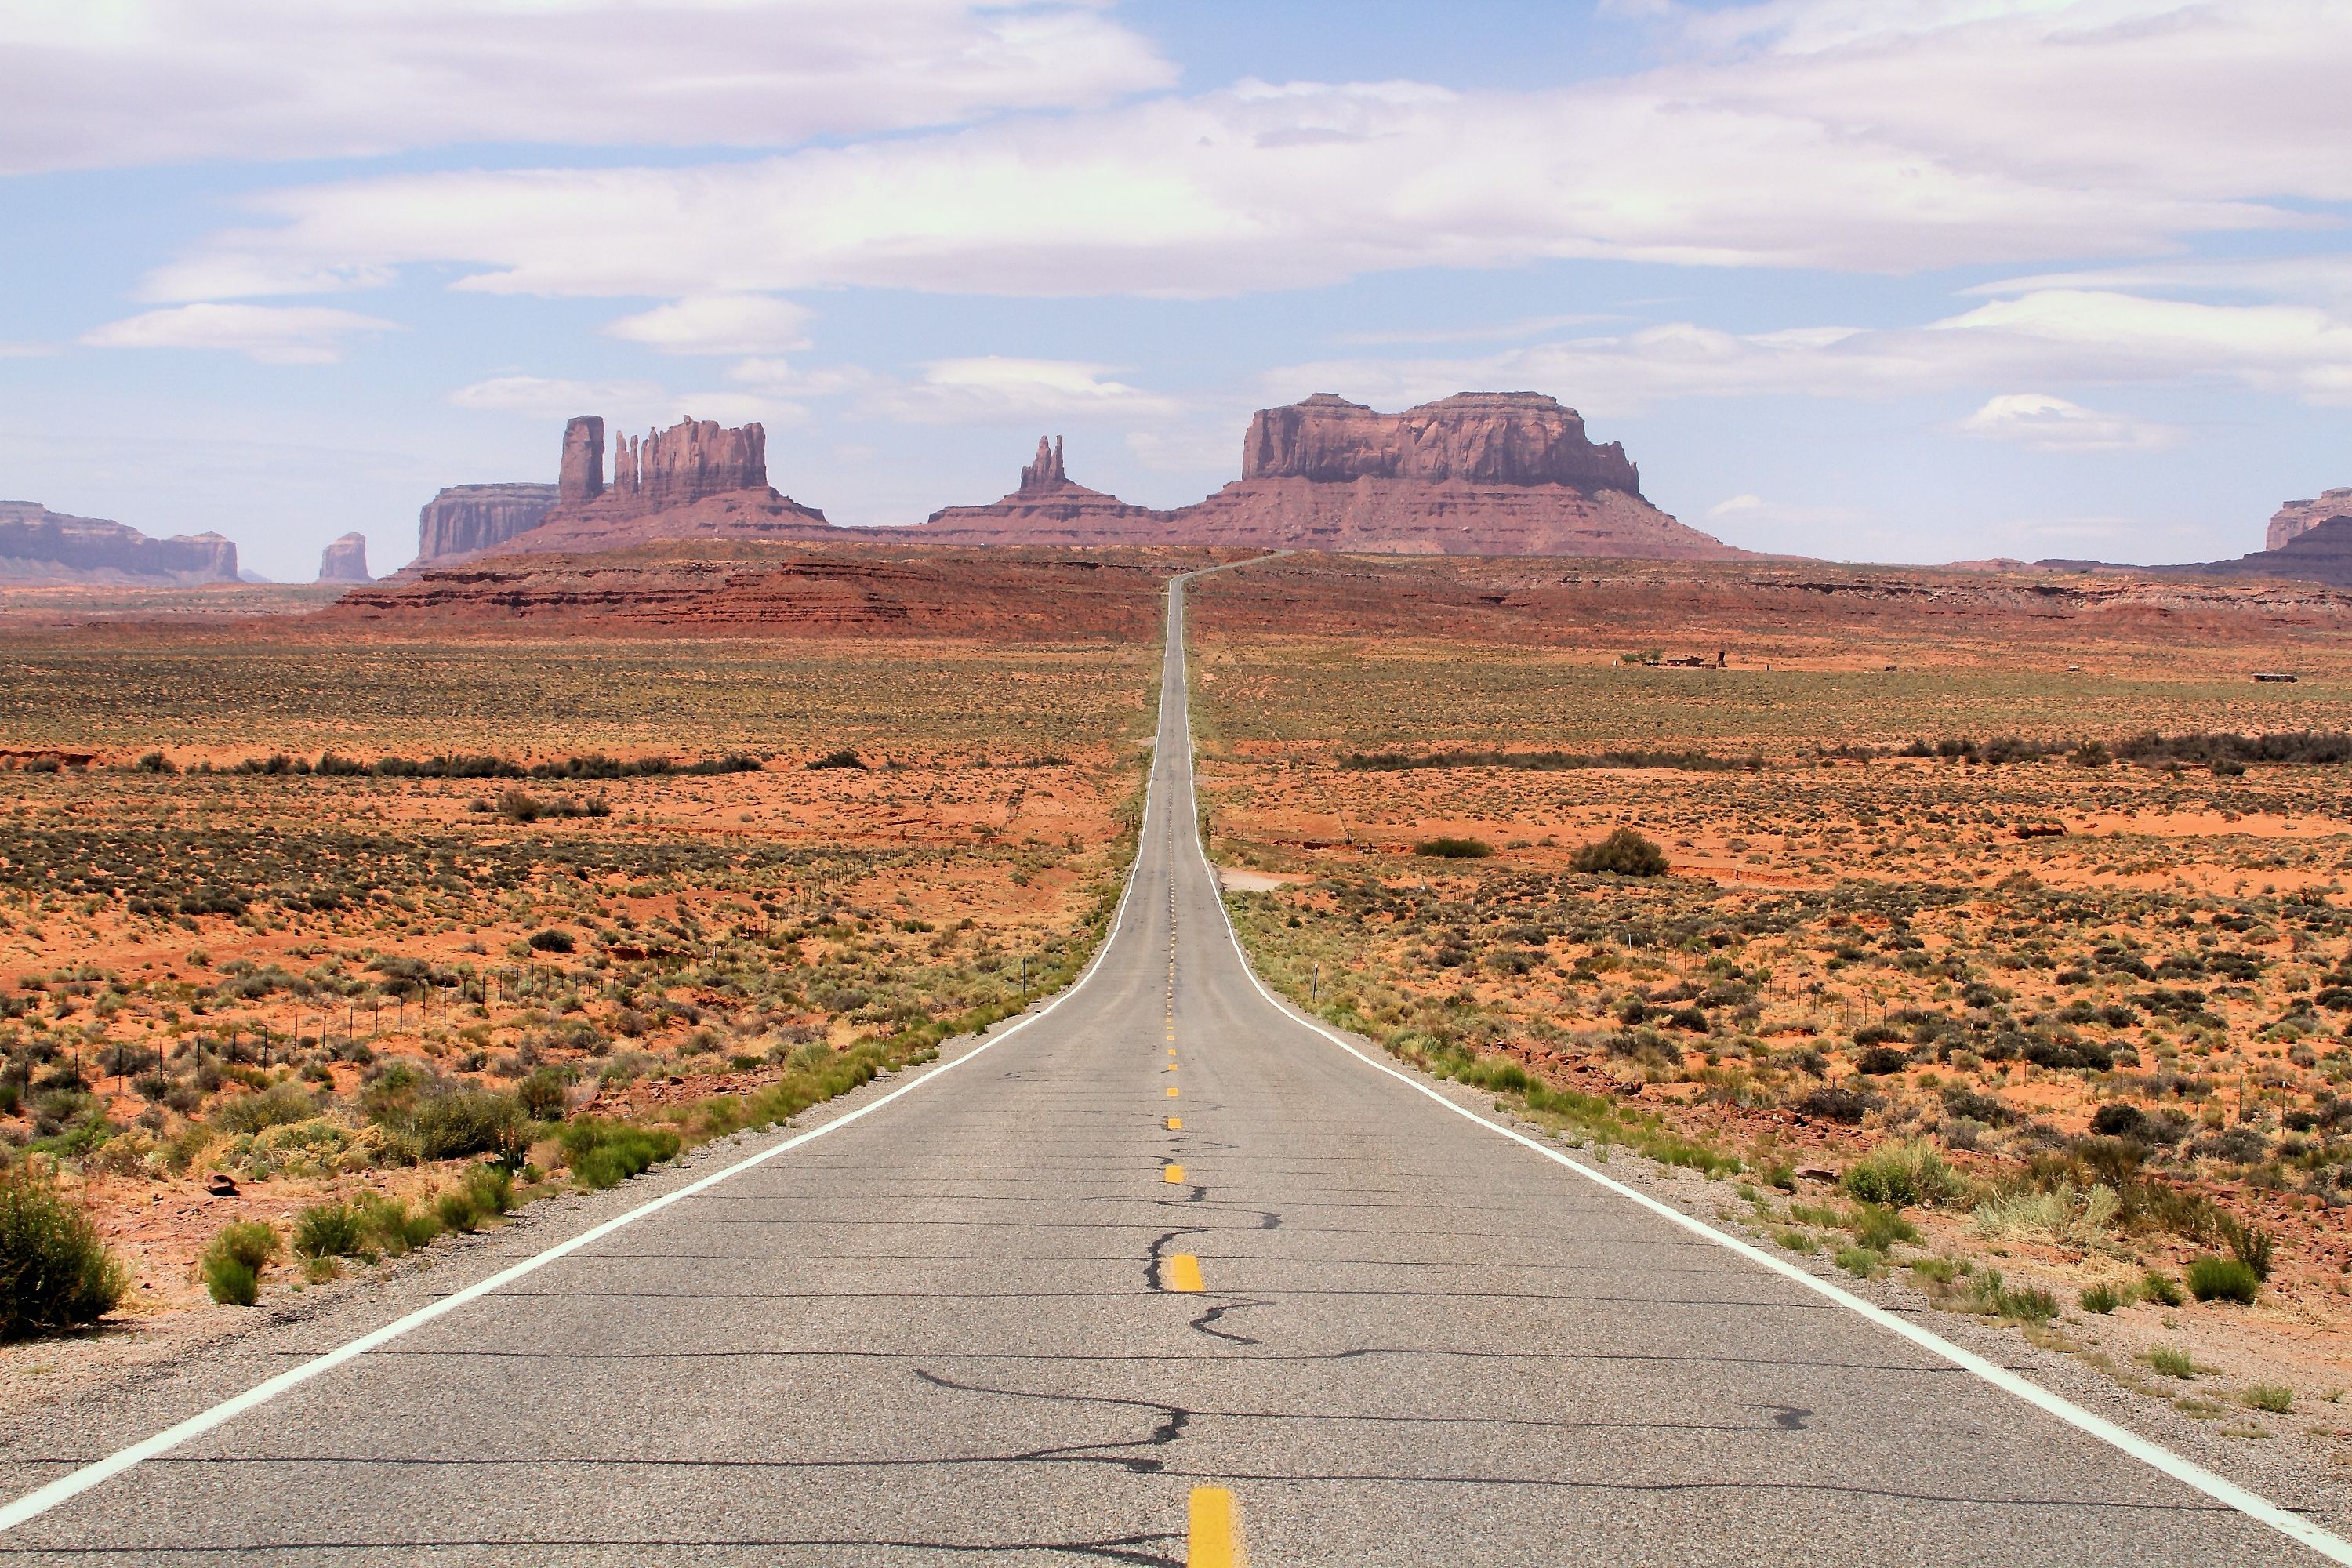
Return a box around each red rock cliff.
[1243,391,1642,492]
[413,483,561,567]
[558,416,605,505]
[606,419,768,514]
[0,501,241,586]
[920,436,1170,544]
[2269,488,2352,551]
[318,532,371,583]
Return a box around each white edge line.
[0,628,1176,1537]
[1169,582,2352,1566]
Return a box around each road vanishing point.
[0,570,2343,1565]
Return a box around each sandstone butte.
[916,392,1744,560]
[317,532,371,583]
[403,416,830,570]
[0,500,240,587]
[2269,487,2352,551]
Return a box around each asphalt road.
[0,572,2340,1564]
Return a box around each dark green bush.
[201,1221,278,1306]
[1570,828,1668,877]
[517,1069,568,1122]
[209,1082,321,1135]
[559,1119,681,1189]
[527,928,574,953]
[1412,837,1493,859]
[0,1167,127,1339]
[808,749,866,770]
[292,1201,367,1259]
[2186,1255,2259,1304]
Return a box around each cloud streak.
[80,303,400,364]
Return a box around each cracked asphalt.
[0,572,2336,1564]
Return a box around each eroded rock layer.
[318,532,371,583]
[503,416,832,554]
[2269,488,2352,551]
[0,502,241,586]
[913,395,1739,559]
[921,434,1171,544]
[414,484,560,566]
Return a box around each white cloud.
[604,296,814,356]
[132,1,2352,307]
[1261,288,2352,416]
[0,2,1174,175]
[1334,314,1615,347]
[863,358,1180,424]
[79,303,399,364]
[448,373,805,431]
[1958,392,2181,452]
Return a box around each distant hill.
[0,501,240,586]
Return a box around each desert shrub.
[2244,1384,2294,1414]
[1853,1045,1908,1076]
[1962,1268,2058,1323]
[1842,1142,1962,1207]
[132,752,176,774]
[1570,828,1668,877]
[517,1068,568,1122]
[495,789,543,823]
[2147,1345,2198,1378]
[0,1168,127,1338]
[436,1163,515,1234]
[1973,1184,2119,1247]
[355,1194,440,1255]
[2185,1255,2259,1304]
[2140,1269,2184,1307]
[1795,1084,1875,1124]
[2078,1280,2127,1315]
[1413,837,1493,859]
[201,1221,278,1306]
[808,749,866,770]
[2216,1214,2276,1280]
[292,1201,367,1259]
[558,1118,680,1190]
[395,1083,522,1162]
[527,928,574,954]
[209,1081,321,1135]
[1849,1203,1919,1252]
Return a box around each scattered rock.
[204,1173,238,1196]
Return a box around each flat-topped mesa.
[487,414,828,554]
[1170,390,1737,559]
[413,483,561,567]
[0,501,241,586]
[2269,488,2352,551]
[1243,391,1642,492]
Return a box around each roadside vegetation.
[0,632,1156,1333]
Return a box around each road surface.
[0,571,2338,1564]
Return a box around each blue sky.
[3,0,2349,580]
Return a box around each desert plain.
[3,543,2352,1480]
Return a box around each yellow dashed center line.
[1166,1116,1181,1130]
[1167,1086,1179,1098]
[1185,1486,1247,1568]
[1166,1254,1205,1293]
[1163,1163,1185,1183]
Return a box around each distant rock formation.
[1022,436,1065,492]
[414,483,560,567]
[916,397,1730,559]
[490,416,830,556]
[1169,391,1736,557]
[318,532,371,583]
[921,435,1172,544]
[558,416,605,506]
[0,501,241,586]
[2153,514,2352,590]
[1241,391,1644,491]
[2269,488,2352,551]
[600,418,770,515]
